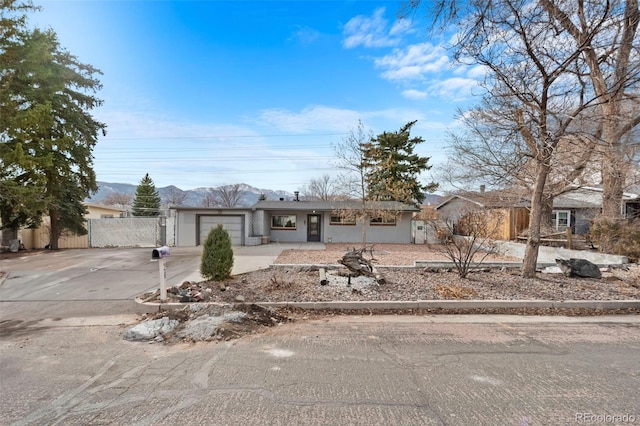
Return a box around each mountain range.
[87,182,292,207]
[87,182,444,208]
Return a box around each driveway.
[0,244,324,321]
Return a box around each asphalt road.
[0,316,639,425]
[1,248,639,425]
[0,247,202,320]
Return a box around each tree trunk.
[522,163,552,278]
[601,150,625,219]
[49,208,60,250]
[360,212,368,245]
[1,227,18,248]
[540,197,553,233]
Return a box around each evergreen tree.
[200,225,234,283]
[363,120,438,205]
[132,173,161,216]
[1,2,106,249]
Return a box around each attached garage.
[198,215,244,246]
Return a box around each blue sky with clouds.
[31,0,483,192]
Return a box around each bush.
[429,209,502,278]
[590,217,640,262]
[200,225,234,281]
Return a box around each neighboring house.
[173,199,420,246]
[83,202,128,219]
[17,203,128,249]
[436,186,640,239]
[553,186,640,234]
[435,189,531,240]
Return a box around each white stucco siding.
[268,212,309,243]
[324,212,414,244]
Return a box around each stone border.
[135,298,640,314]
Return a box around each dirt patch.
[0,249,47,260]
[144,303,293,344]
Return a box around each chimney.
[294,191,300,201]
[480,185,486,194]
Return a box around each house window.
[370,216,397,226]
[100,214,114,218]
[330,215,356,225]
[271,215,296,230]
[551,210,571,231]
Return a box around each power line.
[100,132,350,141]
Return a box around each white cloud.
[342,7,405,49]
[375,43,450,81]
[389,19,413,36]
[402,89,428,100]
[429,77,480,100]
[465,65,487,79]
[290,26,320,44]
[97,110,258,141]
[257,105,362,133]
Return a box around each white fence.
[88,217,174,248]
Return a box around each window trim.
[329,215,356,225]
[551,210,571,231]
[369,216,397,226]
[271,214,297,230]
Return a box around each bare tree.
[332,121,385,244]
[212,184,243,208]
[163,186,187,207]
[539,0,640,219]
[405,0,616,277]
[430,208,504,278]
[201,190,217,208]
[102,192,132,206]
[299,174,339,201]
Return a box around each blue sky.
[31,0,483,193]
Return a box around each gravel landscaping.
[144,244,640,304]
[136,244,639,343]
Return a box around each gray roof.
[437,185,640,211]
[252,200,420,212]
[436,189,531,210]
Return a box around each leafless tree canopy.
[331,121,406,244]
[163,187,187,207]
[206,184,243,208]
[102,192,132,206]
[300,174,340,201]
[404,0,639,276]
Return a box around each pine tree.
[1,3,106,249]
[132,173,161,216]
[363,120,438,205]
[200,225,234,283]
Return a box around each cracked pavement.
[1,316,639,425]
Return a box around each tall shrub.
[590,218,640,262]
[200,225,234,282]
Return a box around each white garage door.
[199,215,243,246]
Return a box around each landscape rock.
[124,317,179,341]
[556,258,602,279]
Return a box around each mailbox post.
[151,246,170,302]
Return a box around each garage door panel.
[199,215,243,246]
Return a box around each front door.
[307,214,321,242]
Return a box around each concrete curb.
[134,298,640,314]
